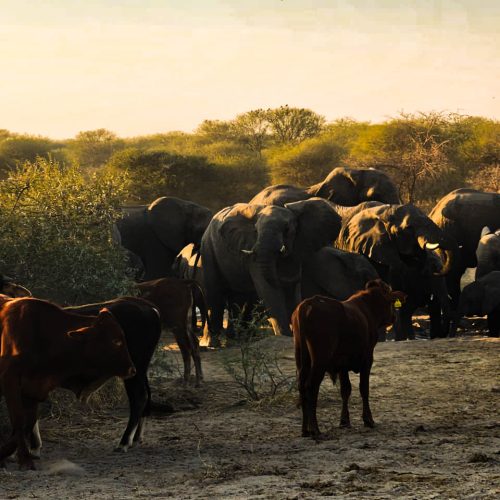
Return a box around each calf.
[0,298,135,470]
[65,296,161,452]
[136,277,206,386]
[292,279,406,438]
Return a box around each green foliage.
[222,308,295,402]
[0,158,134,304]
[0,134,65,177]
[106,148,220,207]
[66,128,124,169]
[265,105,326,145]
[267,136,346,186]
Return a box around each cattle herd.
[0,167,499,471]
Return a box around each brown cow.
[136,277,206,386]
[292,279,406,438]
[0,275,31,298]
[0,298,135,470]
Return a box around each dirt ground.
[1,322,499,499]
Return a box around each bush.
[222,308,295,402]
[0,158,135,304]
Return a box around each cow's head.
[365,279,407,327]
[67,308,136,381]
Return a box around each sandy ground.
[1,323,499,499]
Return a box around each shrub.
[0,158,134,304]
[222,308,295,402]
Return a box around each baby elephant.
[292,279,406,438]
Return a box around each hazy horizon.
[1,0,499,139]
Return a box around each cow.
[0,275,31,298]
[0,297,135,470]
[136,277,207,386]
[65,296,162,452]
[291,279,406,439]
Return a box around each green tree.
[67,128,124,169]
[0,158,133,304]
[106,149,219,208]
[265,105,325,145]
[267,136,346,186]
[0,134,64,176]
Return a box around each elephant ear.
[147,197,188,253]
[314,168,356,204]
[342,210,401,268]
[219,203,259,256]
[284,198,342,255]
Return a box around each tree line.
[0,107,498,211]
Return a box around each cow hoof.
[114,445,128,453]
[19,460,36,471]
[364,420,375,428]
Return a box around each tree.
[0,158,133,304]
[0,134,64,177]
[106,149,219,207]
[67,128,124,169]
[267,136,346,186]
[265,105,325,145]
[232,110,271,157]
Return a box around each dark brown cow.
[0,275,31,298]
[136,277,206,386]
[292,280,406,438]
[65,296,161,452]
[0,298,135,470]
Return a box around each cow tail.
[292,302,312,408]
[188,280,208,335]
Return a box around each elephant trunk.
[253,257,281,289]
[416,235,454,276]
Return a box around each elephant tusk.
[425,242,440,250]
[280,245,286,254]
[241,249,254,255]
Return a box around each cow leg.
[116,376,148,452]
[338,370,352,428]
[23,399,40,459]
[0,378,35,470]
[187,323,203,386]
[304,365,325,438]
[30,420,42,458]
[359,362,375,428]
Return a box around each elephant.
[456,271,500,337]
[200,198,342,343]
[116,197,213,281]
[249,167,401,206]
[173,243,259,339]
[475,227,500,280]
[337,203,454,340]
[429,188,500,308]
[301,247,379,301]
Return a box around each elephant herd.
[116,167,500,343]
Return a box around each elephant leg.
[487,309,500,337]
[428,294,443,339]
[394,305,414,341]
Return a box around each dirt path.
[1,335,499,499]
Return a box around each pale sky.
[1,0,498,139]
